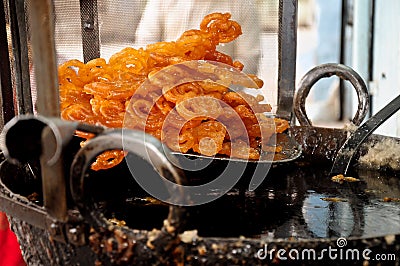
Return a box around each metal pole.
[0,0,15,128]
[277,0,298,122]
[9,0,33,115]
[27,0,60,117]
[79,0,100,63]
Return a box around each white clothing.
[135,0,262,74]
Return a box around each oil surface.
[102,160,400,240]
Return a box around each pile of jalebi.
[58,12,289,170]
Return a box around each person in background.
[135,0,262,75]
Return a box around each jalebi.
[58,12,289,170]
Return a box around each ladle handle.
[330,94,400,175]
[294,63,369,126]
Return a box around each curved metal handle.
[0,115,81,222]
[294,63,370,126]
[70,129,187,233]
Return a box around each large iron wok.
[0,62,399,265]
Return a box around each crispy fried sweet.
[58,12,289,170]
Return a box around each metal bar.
[0,0,15,128]
[0,192,48,230]
[277,0,298,122]
[79,0,100,63]
[27,0,60,117]
[9,0,33,114]
[40,126,68,222]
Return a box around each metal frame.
[8,0,32,114]
[79,0,100,63]
[277,0,298,122]
[28,0,60,117]
[0,0,16,128]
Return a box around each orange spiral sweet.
[58,12,289,170]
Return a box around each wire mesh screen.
[1,0,283,126]
[52,0,280,109]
